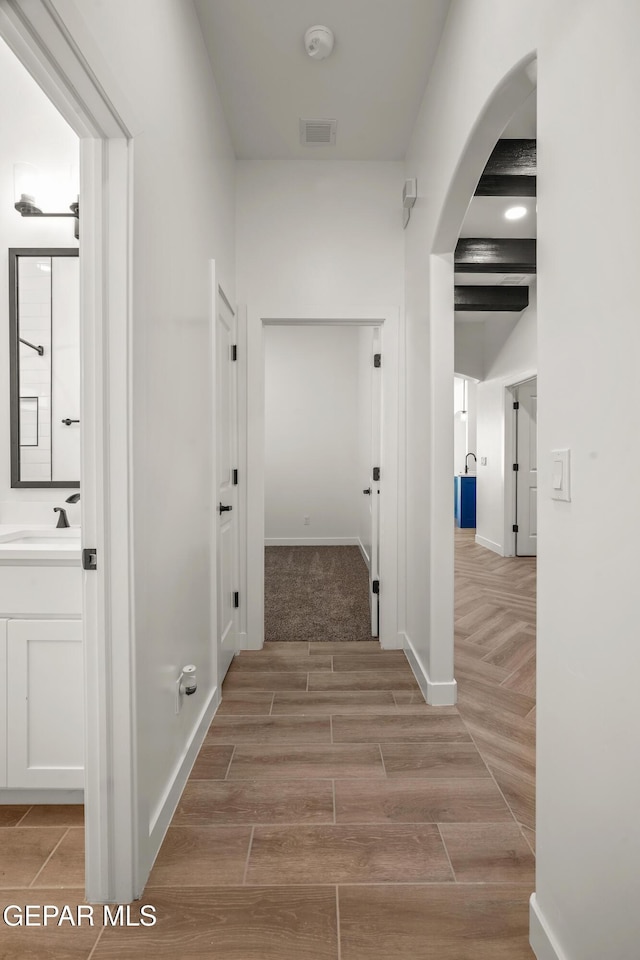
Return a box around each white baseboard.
[147,683,220,871]
[530,894,568,960]
[475,534,504,556]
[0,788,83,804]
[402,632,458,705]
[264,537,359,547]
[357,537,370,569]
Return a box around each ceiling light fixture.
[504,205,527,221]
[304,25,334,60]
[13,162,79,239]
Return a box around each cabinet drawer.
[7,619,84,789]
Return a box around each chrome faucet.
[464,453,477,474]
[53,492,80,528]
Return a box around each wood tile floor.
[0,531,536,958]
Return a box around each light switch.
[480,457,487,466]
[551,449,570,501]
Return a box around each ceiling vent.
[300,118,337,146]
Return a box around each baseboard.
[475,534,504,556]
[0,788,83,804]
[402,632,458,705]
[530,894,568,960]
[264,537,359,547]
[357,537,370,569]
[147,683,221,867]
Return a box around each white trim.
[402,632,458,705]
[475,534,504,556]
[0,2,136,904]
[0,789,83,804]
[357,536,370,569]
[148,686,220,848]
[245,305,400,653]
[265,537,360,547]
[530,894,568,960]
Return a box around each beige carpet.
[265,545,372,642]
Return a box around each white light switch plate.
[551,449,571,501]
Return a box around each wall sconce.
[14,163,79,239]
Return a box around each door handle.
[362,488,372,495]
[219,503,233,513]
[61,418,80,426]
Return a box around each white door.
[515,378,537,556]
[368,329,382,635]
[215,283,239,680]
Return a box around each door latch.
[362,487,372,495]
[219,503,233,513]
[82,548,97,571]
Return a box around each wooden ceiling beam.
[455,238,536,274]
[475,139,536,196]
[455,285,529,312]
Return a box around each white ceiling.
[194,0,451,160]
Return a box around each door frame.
[0,1,136,903]
[503,371,537,557]
[243,305,401,650]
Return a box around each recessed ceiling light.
[505,205,527,220]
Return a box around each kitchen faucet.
[464,453,477,474]
[54,492,80,528]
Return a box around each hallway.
[0,536,536,957]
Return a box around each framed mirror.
[9,248,80,487]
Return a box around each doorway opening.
[262,323,381,644]
[444,68,537,859]
[245,307,400,652]
[0,3,134,903]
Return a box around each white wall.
[238,159,405,646]
[54,0,236,888]
[264,325,361,543]
[0,36,79,522]
[474,289,537,553]
[407,1,640,957]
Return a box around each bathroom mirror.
[9,248,80,487]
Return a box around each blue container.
[454,475,476,528]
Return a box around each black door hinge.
[233,591,239,608]
[513,401,519,410]
[513,463,519,471]
[374,353,381,368]
[233,469,238,485]
[372,579,380,595]
[512,524,519,533]
[231,345,237,361]
[82,548,97,571]
[373,467,380,481]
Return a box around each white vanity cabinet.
[6,619,83,789]
[0,531,83,797]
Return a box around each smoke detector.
[304,25,334,60]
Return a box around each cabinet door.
[0,620,6,788]
[7,619,84,789]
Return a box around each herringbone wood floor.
[455,526,536,841]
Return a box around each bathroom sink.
[8,535,80,545]
[0,526,81,561]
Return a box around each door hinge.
[373,467,380,481]
[233,591,239,608]
[513,463,519,471]
[512,524,519,533]
[372,579,380,595]
[374,353,381,368]
[231,344,237,361]
[82,548,97,571]
[233,468,238,485]
[513,401,519,410]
